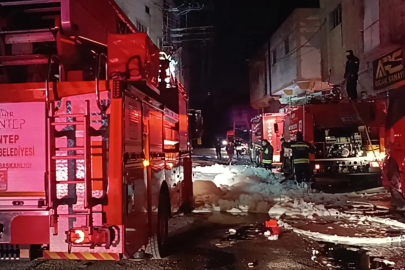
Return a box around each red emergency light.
[66,227,111,248]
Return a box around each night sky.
[189,0,320,145]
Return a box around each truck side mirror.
[274,123,279,133]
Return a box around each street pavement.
[0,214,323,270]
[0,148,402,270]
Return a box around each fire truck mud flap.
[0,211,49,260]
[0,213,47,260]
[0,211,49,243]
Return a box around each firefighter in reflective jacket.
[282,132,315,183]
[261,140,274,169]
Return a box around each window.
[284,38,289,55]
[136,21,148,34]
[117,19,131,34]
[145,5,150,15]
[329,4,342,30]
[272,50,277,65]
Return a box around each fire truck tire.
[146,191,170,259]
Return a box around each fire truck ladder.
[46,99,94,236]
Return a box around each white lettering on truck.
[0,103,46,192]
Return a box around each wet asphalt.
[0,213,323,270]
[1,149,404,270]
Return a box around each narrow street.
[1,149,404,270]
[0,0,402,269]
[0,213,322,270]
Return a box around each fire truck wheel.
[146,191,170,259]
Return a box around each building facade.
[249,8,327,109]
[319,0,364,85]
[270,8,324,100]
[360,0,405,94]
[249,43,271,110]
[250,0,405,109]
[320,0,405,96]
[115,0,165,48]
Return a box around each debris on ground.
[248,260,258,268]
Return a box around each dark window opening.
[329,4,342,30]
[284,38,289,55]
[145,5,150,14]
[272,50,277,65]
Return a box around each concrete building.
[115,0,167,48]
[320,0,405,96]
[319,0,364,85]
[270,8,326,101]
[359,0,405,94]
[250,0,405,108]
[249,43,272,110]
[249,8,325,110]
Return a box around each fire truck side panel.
[179,94,189,151]
[143,103,164,239]
[262,114,285,162]
[122,95,149,257]
[105,97,124,227]
[383,87,405,198]
[0,100,48,246]
[288,107,315,143]
[287,102,386,177]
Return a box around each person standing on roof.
[261,140,274,170]
[282,132,315,183]
[344,50,360,101]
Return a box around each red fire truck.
[0,0,193,261]
[250,113,285,165]
[383,86,405,208]
[285,100,386,180]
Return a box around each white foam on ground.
[192,164,388,214]
[192,164,405,253]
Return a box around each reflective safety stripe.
[291,144,309,148]
[294,158,309,164]
[42,251,120,261]
[265,149,269,154]
[263,159,272,164]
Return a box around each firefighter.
[280,138,292,176]
[215,138,222,160]
[344,50,360,101]
[226,141,235,164]
[261,140,274,169]
[235,139,243,159]
[282,132,315,183]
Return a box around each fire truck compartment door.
[307,103,377,129]
[0,102,46,193]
